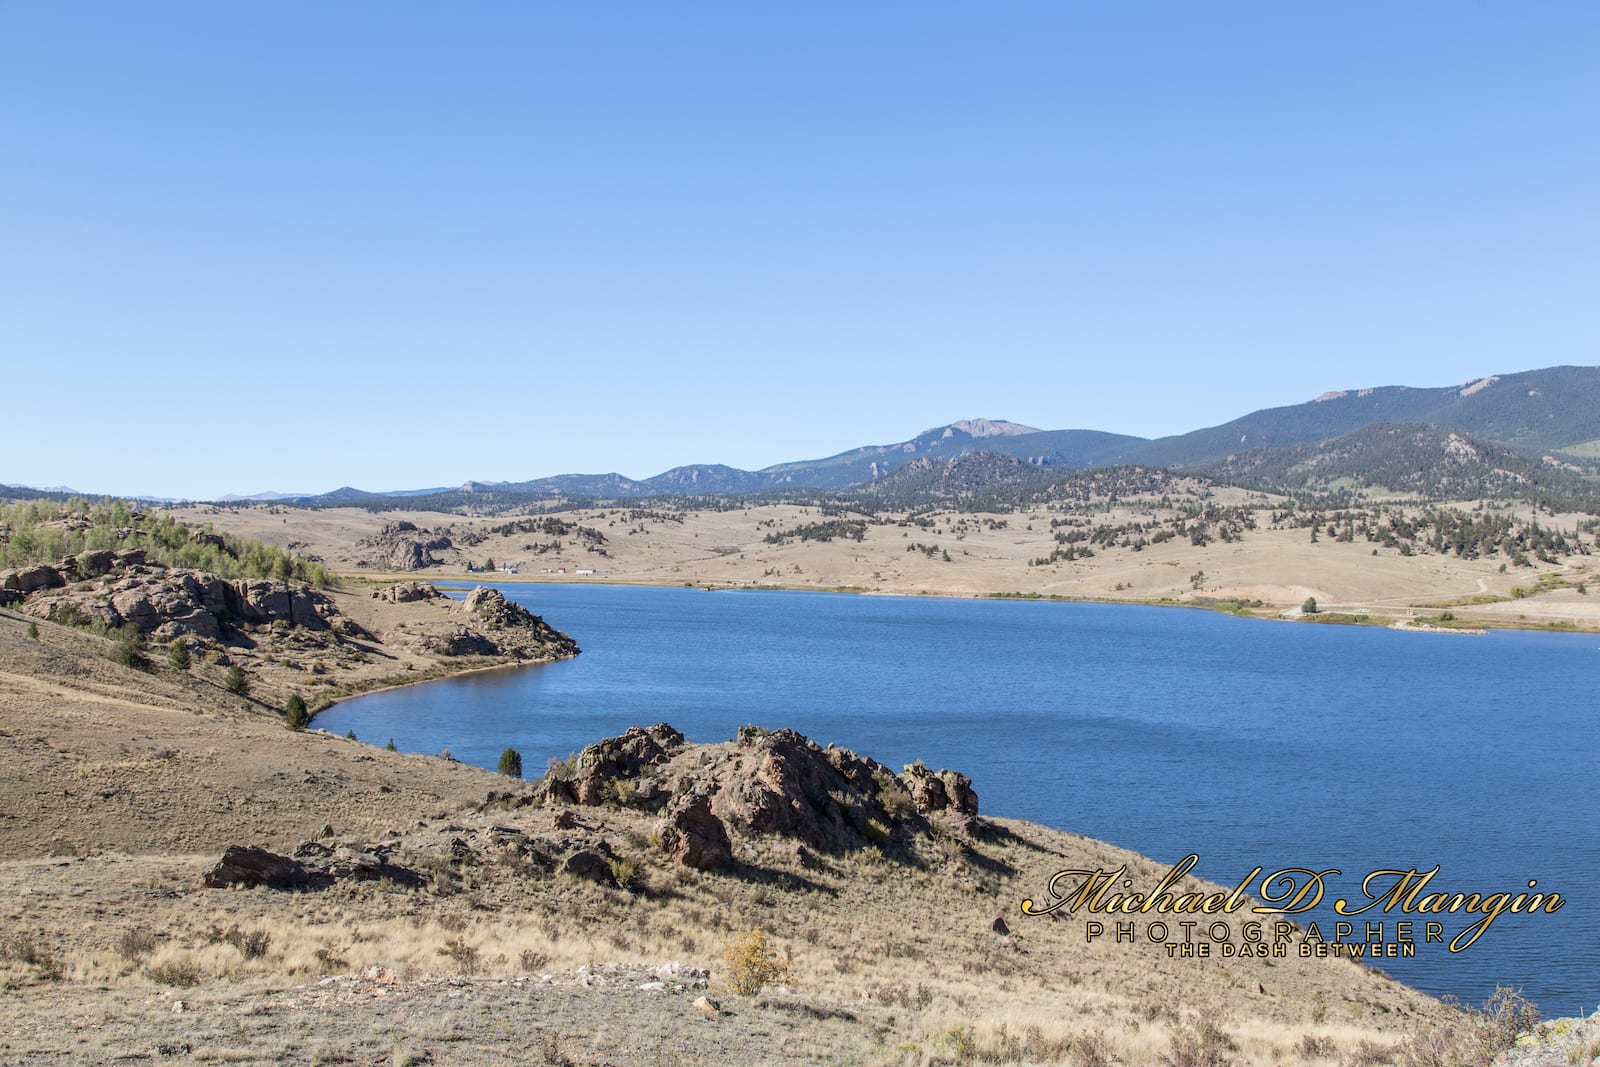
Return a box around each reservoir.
[318,583,1598,1015]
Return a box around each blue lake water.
[318,583,1599,1015]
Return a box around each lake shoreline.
[410,573,1600,636]
[320,579,1597,1016]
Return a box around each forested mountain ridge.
[1118,366,1600,468]
[1199,422,1600,504]
[12,366,1600,515]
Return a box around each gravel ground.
[0,964,894,1067]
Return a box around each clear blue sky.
[3,3,1597,499]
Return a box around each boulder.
[372,581,443,604]
[232,579,324,629]
[14,565,63,594]
[442,629,498,657]
[60,551,115,580]
[903,762,980,818]
[658,793,733,870]
[531,775,578,805]
[938,770,979,817]
[530,723,982,862]
[563,850,613,884]
[903,763,948,814]
[203,845,311,889]
[25,593,119,630]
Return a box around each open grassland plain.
[169,497,1600,633]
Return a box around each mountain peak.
[941,419,1041,439]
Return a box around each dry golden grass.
[0,780,1452,1066]
[168,499,1600,631]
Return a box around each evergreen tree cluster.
[0,499,333,587]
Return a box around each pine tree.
[285,693,308,730]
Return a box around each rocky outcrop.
[21,564,342,641]
[356,521,452,571]
[461,587,527,626]
[382,589,580,661]
[561,723,684,807]
[457,587,581,659]
[710,727,903,852]
[534,723,983,868]
[204,841,423,890]
[902,762,980,819]
[371,580,443,604]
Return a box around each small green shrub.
[167,640,191,670]
[1301,597,1319,615]
[498,746,523,778]
[607,856,640,889]
[224,665,250,697]
[109,623,147,670]
[284,693,308,731]
[598,777,638,806]
[873,770,915,820]
[25,621,39,640]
